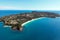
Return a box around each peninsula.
[0,11,60,31]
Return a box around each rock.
[0,11,60,31]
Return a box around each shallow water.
[0,17,60,40]
[0,10,60,40]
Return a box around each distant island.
[0,11,60,31]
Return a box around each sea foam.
[4,25,11,27]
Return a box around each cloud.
[0,6,19,10]
[0,6,60,10]
[0,6,32,10]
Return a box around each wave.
[4,25,11,27]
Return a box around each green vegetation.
[0,11,60,31]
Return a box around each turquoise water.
[0,10,60,40]
[23,17,60,40]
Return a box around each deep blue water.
[0,10,60,40]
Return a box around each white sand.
[4,17,44,27]
[21,17,44,27]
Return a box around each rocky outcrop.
[0,11,60,31]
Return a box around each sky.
[0,0,60,10]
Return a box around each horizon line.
[0,9,60,11]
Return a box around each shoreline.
[21,17,44,27]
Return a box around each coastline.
[21,17,44,27]
[4,25,11,27]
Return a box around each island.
[0,11,60,31]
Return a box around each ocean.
[0,10,60,40]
